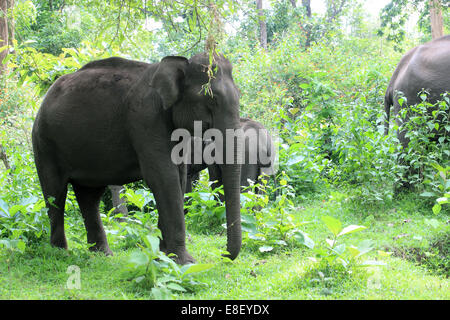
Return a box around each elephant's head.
[148,53,242,260]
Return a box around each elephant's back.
[32,58,151,179]
[393,36,450,104]
[36,58,152,132]
[43,59,148,109]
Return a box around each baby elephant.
[186,118,275,199]
[108,119,275,212]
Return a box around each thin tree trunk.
[0,0,9,74]
[256,0,267,50]
[430,0,444,39]
[302,0,311,17]
[0,143,11,171]
[302,0,312,47]
[289,0,297,8]
[7,0,13,44]
[108,185,129,216]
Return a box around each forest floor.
[0,189,448,300]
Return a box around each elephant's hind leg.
[72,184,112,255]
[35,162,69,250]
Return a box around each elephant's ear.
[150,56,188,110]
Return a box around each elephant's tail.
[384,89,393,136]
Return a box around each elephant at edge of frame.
[384,35,450,188]
[32,53,243,265]
[384,35,450,147]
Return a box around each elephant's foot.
[88,242,113,256]
[162,246,196,265]
[50,232,68,250]
[174,250,196,265]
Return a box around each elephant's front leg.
[179,164,187,194]
[208,164,225,203]
[140,153,195,265]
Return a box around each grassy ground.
[0,189,448,300]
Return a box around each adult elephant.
[32,53,242,264]
[186,118,275,198]
[384,35,450,148]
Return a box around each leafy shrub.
[240,173,314,254]
[184,175,226,235]
[310,215,380,269]
[0,195,48,252]
[399,93,450,189]
[126,231,213,299]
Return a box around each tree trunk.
[302,0,311,17]
[302,0,312,47]
[430,0,444,39]
[0,143,10,171]
[289,0,297,8]
[327,0,347,24]
[0,0,13,74]
[7,0,13,44]
[256,0,267,50]
[108,185,129,216]
[0,0,9,74]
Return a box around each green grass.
[0,189,448,300]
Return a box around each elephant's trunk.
[216,117,242,260]
[220,163,242,260]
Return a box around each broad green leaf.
[356,240,375,257]
[436,197,449,204]
[128,251,149,267]
[166,283,187,292]
[321,216,342,236]
[293,230,315,249]
[337,225,366,237]
[158,253,176,265]
[134,276,146,283]
[0,199,10,218]
[0,239,11,249]
[299,83,309,89]
[259,246,273,253]
[420,191,435,197]
[241,214,258,234]
[289,108,300,115]
[430,162,445,172]
[182,264,215,277]
[248,233,266,241]
[332,244,346,256]
[347,246,360,258]
[325,238,336,248]
[9,205,25,216]
[432,204,441,215]
[17,240,26,253]
[145,235,160,254]
[287,155,305,166]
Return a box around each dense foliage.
[0,0,448,299]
